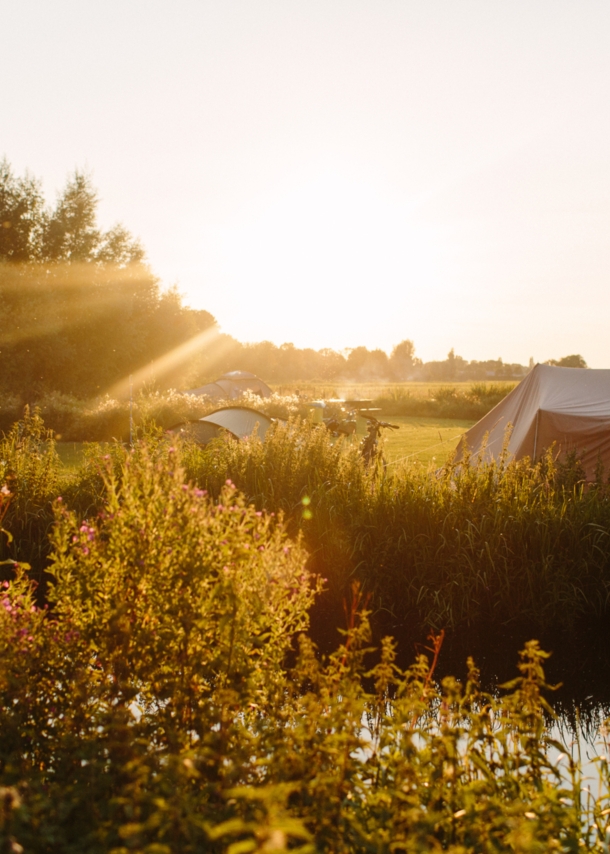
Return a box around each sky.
[2,1,610,366]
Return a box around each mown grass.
[375,415,475,465]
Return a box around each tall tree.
[390,339,417,380]
[547,354,587,368]
[0,159,46,261]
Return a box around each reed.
[180,421,610,631]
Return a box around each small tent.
[454,364,610,479]
[185,371,272,400]
[167,406,274,446]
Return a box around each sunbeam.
[102,324,235,400]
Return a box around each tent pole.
[533,410,539,460]
[129,375,134,447]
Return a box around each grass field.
[376,415,475,466]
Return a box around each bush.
[376,382,516,419]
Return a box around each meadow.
[361,415,474,466]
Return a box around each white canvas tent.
[167,406,274,446]
[185,371,272,400]
[454,364,610,479]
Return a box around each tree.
[346,346,390,381]
[0,159,46,261]
[390,339,417,380]
[0,161,182,398]
[41,171,144,265]
[547,354,587,369]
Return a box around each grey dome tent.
[185,371,272,400]
[454,364,610,480]
[167,406,274,446]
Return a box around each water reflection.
[309,599,610,740]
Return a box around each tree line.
[0,159,586,400]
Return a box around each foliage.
[0,407,63,591]
[375,382,516,419]
[1,444,610,851]
[547,355,588,369]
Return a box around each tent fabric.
[167,407,274,446]
[199,407,273,441]
[185,372,272,400]
[166,421,226,445]
[454,364,610,479]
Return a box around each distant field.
[278,381,479,400]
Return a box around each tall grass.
[180,421,610,631]
[3,410,610,633]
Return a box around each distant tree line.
[0,160,587,401]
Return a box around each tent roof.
[184,372,272,399]
[455,364,610,477]
[220,371,258,379]
[200,406,273,441]
[167,407,274,445]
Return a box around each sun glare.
[204,173,448,352]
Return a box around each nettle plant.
[1,440,610,853]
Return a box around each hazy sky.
[3,1,610,365]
